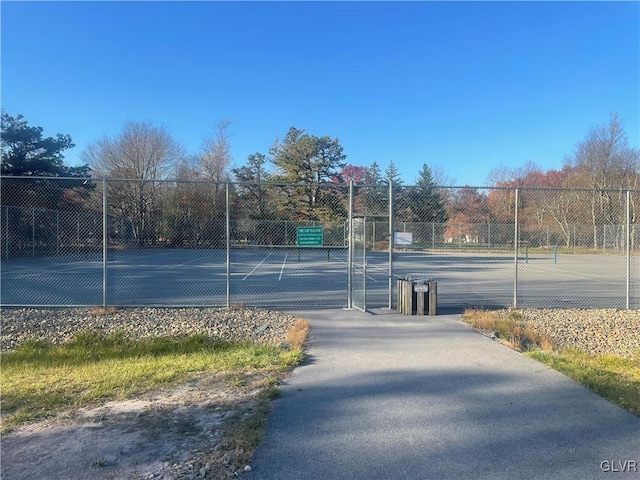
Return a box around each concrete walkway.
[247,309,640,480]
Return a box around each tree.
[1,111,91,212]
[233,152,271,218]
[429,163,455,187]
[1,112,94,257]
[200,119,232,183]
[445,187,490,244]
[360,161,387,215]
[1,111,75,177]
[340,164,367,185]
[487,161,544,188]
[383,160,402,186]
[270,127,347,220]
[542,168,587,248]
[383,159,410,221]
[565,113,639,248]
[339,164,368,215]
[162,155,214,247]
[314,135,346,184]
[84,121,181,180]
[200,119,233,218]
[82,121,184,245]
[363,161,382,185]
[407,164,448,223]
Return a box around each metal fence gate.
[351,216,366,311]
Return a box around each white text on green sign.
[297,226,323,246]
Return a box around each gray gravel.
[0,307,298,352]
[2,307,639,359]
[490,308,640,359]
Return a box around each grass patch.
[1,330,305,432]
[463,309,640,416]
[286,318,310,350]
[528,349,640,416]
[462,309,552,352]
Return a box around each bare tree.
[84,121,182,179]
[565,113,639,248]
[82,121,184,245]
[199,119,233,217]
[429,163,456,187]
[486,161,543,187]
[200,119,233,182]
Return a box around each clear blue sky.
[2,1,638,186]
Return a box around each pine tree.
[269,127,346,220]
[361,161,387,214]
[409,163,448,223]
[383,160,402,186]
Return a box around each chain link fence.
[1,176,638,309]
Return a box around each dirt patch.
[1,372,273,480]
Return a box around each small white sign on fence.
[394,232,413,246]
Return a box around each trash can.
[397,278,437,315]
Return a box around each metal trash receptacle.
[397,278,437,315]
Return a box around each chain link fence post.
[226,182,231,309]
[347,181,353,309]
[513,187,519,309]
[627,190,631,310]
[102,178,108,308]
[388,180,395,309]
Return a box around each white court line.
[279,252,288,281]
[351,265,380,282]
[242,253,273,280]
[521,264,619,281]
[315,257,380,282]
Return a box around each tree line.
[1,110,638,249]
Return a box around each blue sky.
[2,1,638,186]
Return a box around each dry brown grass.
[285,318,310,350]
[88,306,119,315]
[463,309,554,353]
[463,309,503,331]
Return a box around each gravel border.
[489,308,640,359]
[1,307,298,352]
[2,307,639,359]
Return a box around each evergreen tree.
[269,127,346,220]
[361,161,387,214]
[383,160,403,186]
[1,111,90,210]
[384,160,408,220]
[1,111,75,177]
[363,161,382,185]
[408,163,448,222]
[232,152,271,218]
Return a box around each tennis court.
[1,246,637,309]
[1,247,349,308]
[388,250,637,309]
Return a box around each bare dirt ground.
[1,372,271,480]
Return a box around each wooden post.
[416,280,426,315]
[428,281,437,316]
[400,279,412,315]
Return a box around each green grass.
[1,330,304,432]
[527,348,640,416]
[463,310,640,416]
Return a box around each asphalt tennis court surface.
[2,248,636,309]
[246,308,640,480]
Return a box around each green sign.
[297,226,323,246]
